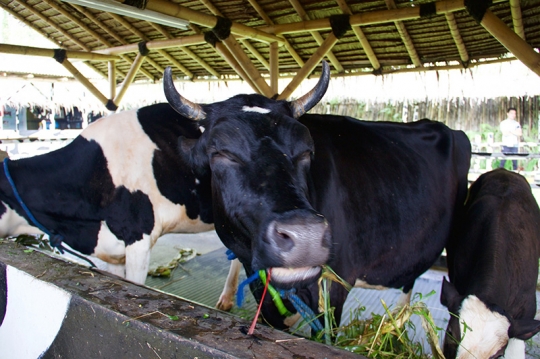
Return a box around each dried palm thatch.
[0,0,539,110]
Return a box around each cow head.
[164,62,332,288]
[440,277,540,358]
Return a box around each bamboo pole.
[445,12,469,64]
[278,33,338,100]
[270,42,279,96]
[213,43,259,93]
[335,0,381,71]
[288,0,343,73]
[140,0,284,44]
[509,0,525,39]
[479,9,540,77]
[113,53,146,106]
[95,35,207,56]
[245,0,304,67]
[0,3,109,79]
[222,37,273,97]
[385,0,422,67]
[240,40,270,71]
[0,44,119,61]
[149,22,219,78]
[109,61,116,100]
[262,0,467,35]
[61,59,109,106]
[14,0,89,50]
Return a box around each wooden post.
[445,12,469,64]
[113,53,146,106]
[213,43,260,94]
[61,59,109,106]
[270,42,279,96]
[108,61,116,100]
[222,37,273,97]
[509,0,525,39]
[479,9,540,77]
[278,33,338,100]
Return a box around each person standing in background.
[499,107,522,170]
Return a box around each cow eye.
[212,150,242,164]
[296,151,312,164]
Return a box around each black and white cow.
[441,169,540,358]
[0,104,215,284]
[163,61,471,327]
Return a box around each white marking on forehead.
[242,106,271,114]
[199,126,205,133]
[456,295,510,359]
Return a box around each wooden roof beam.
[198,0,270,71]
[445,12,469,65]
[13,0,89,51]
[509,0,525,39]
[477,9,540,76]
[384,0,422,67]
[278,33,339,100]
[261,0,468,35]
[140,0,283,44]
[0,43,119,61]
[149,22,220,78]
[107,13,179,79]
[212,42,259,93]
[288,0,344,73]
[245,0,305,68]
[334,0,381,71]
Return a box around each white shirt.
[500,118,521,147]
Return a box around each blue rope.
[236,271,260,307]
[279,288,324,333]
[226,248,237,260]
[3,158,96,268]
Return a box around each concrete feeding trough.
[0,240,362,359]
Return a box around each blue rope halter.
[3,158,96,268]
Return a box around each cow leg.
[125,234,152,284]
[106,263,126,278]
[216,259,241,311]
[396,281,415,308]
[504,339,525,359]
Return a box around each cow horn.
[163,67,206,121]
[289,60,330,118]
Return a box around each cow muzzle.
[253,209,331,287]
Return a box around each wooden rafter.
[107,13,173,79]
[149,22,220,78]
[479,9,540,76]
[197,0,270,95]
[279,33,339,100]
[334,0,381,71]
[509,0,525,39]
[13,0,89,51]
[270,42,279,95]
[288,0,344,73]
[142,0,284,44]
[212,42,259,92]
[0,43,118,61]
[113,53,146,105]
[445,12,469,64]
[60,59,110,106]
[384,0,422,67]
[246,0,305,68]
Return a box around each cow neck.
[2,158,96,268]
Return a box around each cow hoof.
[216,297,234,312]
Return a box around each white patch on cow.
[503,338,525,358]
[242,106,271,114]
[0,266,71,358]
[195,178,200,185]
[125,234,152,284]
[92,222,127,265]
[354,279,389,291]
[81,110,213,243]
[199,126,205,133]
[216,258,241,311]
[456,295,511,359]
[0,202,42,238]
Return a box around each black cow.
[0,104,215,284]
[163,61,471,328]
[441,169,540,358]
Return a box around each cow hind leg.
[125,234,152,285]
[106,263,126,278]
[396,281,415,308]
[216,259,241,311]
[504,339,525,359]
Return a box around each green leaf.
[203,313,209,319]
[167,315,179,321]
[23,249,34,253]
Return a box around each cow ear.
[441,277,462,310]
[509,318,540,340]
[178,136,209,176]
